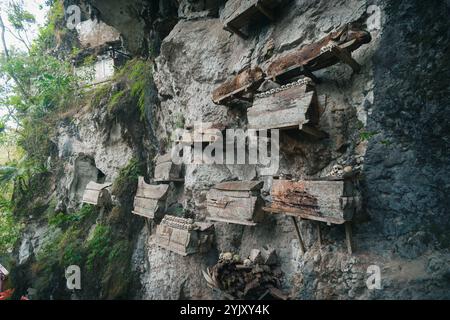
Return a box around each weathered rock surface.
[11,0,450,300]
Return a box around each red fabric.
[0,289,15,300]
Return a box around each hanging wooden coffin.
[154,153,183,182]
[132,177,170,219]
[248,79,325,137]
[155,215,214,256]
[263,179,358,224]
[212,67,265,106]
[82,181,112,206]
[206,181,265,226]
[266,24,372,83]
[222,0,282,39]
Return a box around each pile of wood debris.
[202,246,287,300]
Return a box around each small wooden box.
[207,181,265,226]
[132,177,170,219]
[155,216,214,256]
[222,0,282,38]
[154,153,183,182]
[264,179,358,224]
[248,81,326,138]
[82,181,112,207]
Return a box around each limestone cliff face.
[12,0,450,299]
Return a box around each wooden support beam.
[291,216,306,254]
[330,46,361,73]
[317,222,322,248]
[302,66,320,84]
[255,2,275,21]
[345,221,353,255]
[224,24,248,39]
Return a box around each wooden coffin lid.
[213,180,264,192]
[85,181,112,191]
[155,153,173,165]
[135,177,170,200]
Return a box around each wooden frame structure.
[155,215,214,256]
[222,0,281,39]
[207,181,265,226]
[81,181,112,207]
[132,177,170,219]
[263,178,359,254]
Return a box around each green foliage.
[113,59,153,119]
[7,1,36,32]
[48,205,95,228]
[86,225,112,271]
[0,210,22,254]
[112,159,144,201]
[360,131,377,141]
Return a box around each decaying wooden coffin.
[82,181,112,206]
[266,24,372,83]
[207,181,265,226]
[212,67,265,105]
[222,0,282,39]
[155,215,214,256]
[248,79,326,137]
[154,153,183,182]
[264,179,358,224]
[176,122,226,145]
[132,177,170,219]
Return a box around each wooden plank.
[268,179,355,223]
[134,197,160,212]
[154,162,181,181]
[207,194,258,223]
[156,153,173,165]
[132,208,157,219]
[136,177,170,199]
[248,95,312,130]
[263,206,345,225]
[291,216,305,254]
[206,216,257,226]
[214,181,263,192]
[255,2,275,21]
[85,181,111,191]
[330,46,361,73]
[82,190,100,205]
[345,222,353,255]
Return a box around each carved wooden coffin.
[212,67,265,105]
[82,181,112,206]
[266,24,372,83]
[132,177,170,219]
[207,181,265,226]
[248,79,322,135]
[222,0,282,38]
[155,215,214,256]
[154,153,183,182]
[264,179,358,224]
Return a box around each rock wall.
[11,0,450,300]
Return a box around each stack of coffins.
[249,77,327,138]
[263,178,359,254]
[206,181,265,226]
[81,182,112,207]
[132,177,170,219]
[155,215,214,256]
[202,247,287,300]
